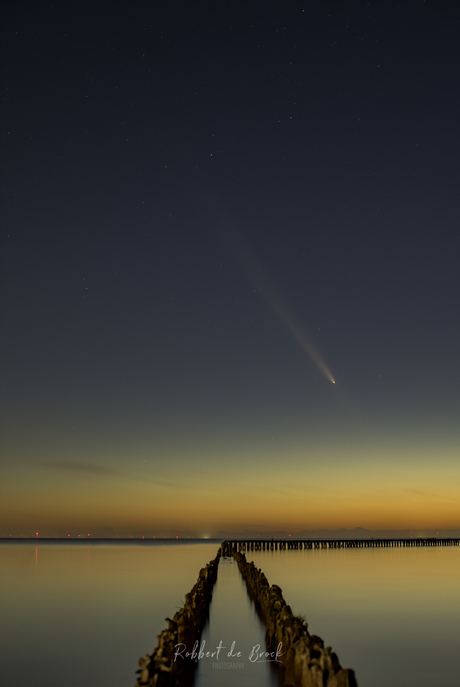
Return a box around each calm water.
[0,540,219,687]
[1,541,459,687]
[195,559,279,687]
[249,545,460,687]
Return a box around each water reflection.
[249,546,460,687]
[2,541,458,687]
[0,541,220,687]
[195,558,279,687]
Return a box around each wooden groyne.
[222,537,459,554]
[231,550,357,687]
[135,550,220,687]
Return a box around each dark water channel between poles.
[194,557,280,687]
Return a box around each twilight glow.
[1,1,459,539]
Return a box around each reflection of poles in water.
[231,549,358,687]
[135,550,221,687]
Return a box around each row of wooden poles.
[222,537,460,554]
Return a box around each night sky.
[2,0,459,537]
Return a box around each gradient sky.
[1,0,459,537]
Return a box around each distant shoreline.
[2,536,460,545]
[0,537,223,544]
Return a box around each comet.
[228,226,336,386]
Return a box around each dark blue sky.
[1,0,459,536]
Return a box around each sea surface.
[249,544,460,687]
[0,539,459,687]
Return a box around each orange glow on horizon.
[2,430,459,537]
